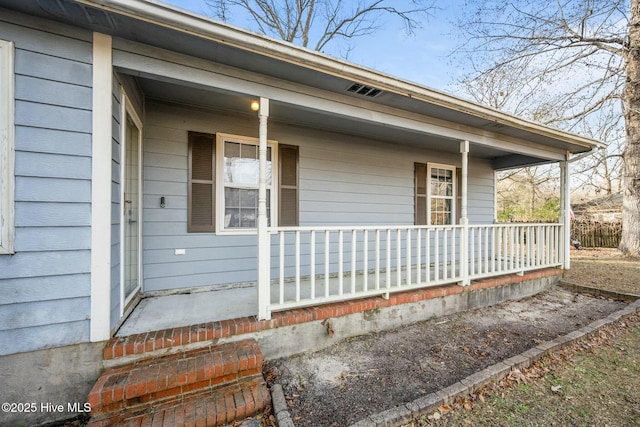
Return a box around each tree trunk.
[621,0,640,256]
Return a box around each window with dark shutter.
[415,163,427,225]
[415,162,457,225]
[188,132,215,232]
[279,144,299,226]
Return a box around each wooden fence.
[571,220,622,248]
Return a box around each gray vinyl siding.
[143,102,258,291]
[467,162,496,224]
[0,10,93,356]
[142,101,495,292]
[110,74,122,332]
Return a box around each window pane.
[430,198,452,225]
[225,187,240,207]
[242,143,257,160]
[239,206,256,228]
[224,142,272,186]
[225,141,240,158]
[224,207,240,228]
[241,189,258,208]
[224,187,271,228]
[431,168,453,196]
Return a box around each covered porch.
[98,1,601,336]
[115,75,579,332]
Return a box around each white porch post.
[90,32,113,341]
[460,140,470,285]
[560,156,571,270]
[257,97,271,320]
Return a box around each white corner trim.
[90,32,113,342]
[0,39,15,255]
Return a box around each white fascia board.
[78,0,603,153]
[112,43,566,161]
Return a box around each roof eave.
[77,0,604,154]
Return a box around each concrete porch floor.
[117,265,463,336]
[117,285,257,336]
[117,263,554,337]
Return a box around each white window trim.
[0,39,15,255]
[215,133,278,235]
[426,162,456,226]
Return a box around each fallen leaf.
[551,385,563,393]
[510,369,527,384]
[438,405,452,412]
[428,412,442,420]
[478,394,486,403]
[463,403,472,411]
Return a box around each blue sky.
[158,0,463,91]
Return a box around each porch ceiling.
[0,0,601,169]
[137,77,547,168]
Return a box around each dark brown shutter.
[279,144,299,226]
[415,163,427,225]
[188,132,215,232]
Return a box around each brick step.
[103,320,261,361]
[88,375,271,427]
[88,339,263,416]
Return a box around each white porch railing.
[259,223,563,318]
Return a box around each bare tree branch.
[205,0,435,52]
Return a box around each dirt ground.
[410,313,640,427]
[265,250,635,427]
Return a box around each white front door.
[121,100,143,314]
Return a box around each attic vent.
[346,83,383,98]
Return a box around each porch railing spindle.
[338,230,344,295]
[363,230,369,292]
[470,227,475,276]
[386,229,391,293]
[443,228,448,280]
[310,230,315,299]
[416,229,422,285]
[324,230,330,298]
[375,229,380,290]
[295,230,300,302]
[279,231,285,305]
[351,229,357,294]
[396,229,402,286]
[406,229,412,286]
[450,227,456,279]
[434,229,439,281]
[425,229,430,282]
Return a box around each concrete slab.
[117,285,257,336]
